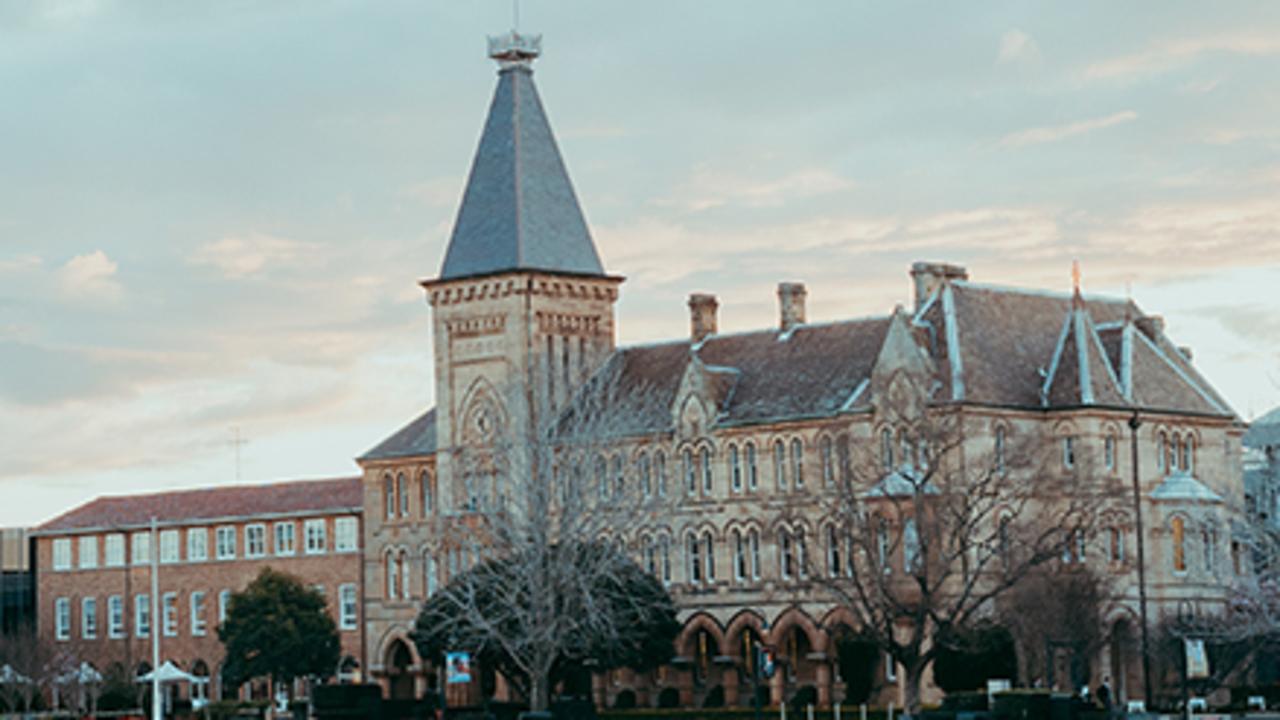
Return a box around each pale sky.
[4,1,1280,526]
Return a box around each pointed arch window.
[421,471,433,516]
[383,475,395,520]
[903,520,920,572]
[733,530,746,582]
[994,427,1007,474]
[701,447,714,494]
[385,551,399,600]
[639,452,652,498]
[643,536,657,577]
[703,532,716,582]
[1182,435,1195,472]
[612,455,625,498]
[400,550,412,600]
[779,529,794,580]
[1168,433,1180,473]
[683,449,696,495]
[748,528,761,581]
[655,451,668,497]
[1157,432,1168,473]
[1062,436,1076,469]
[1105,435,1117,471]
[659,535,672,584]
[1171,516,1187,573]
[826,525,842,577]
[746,442,759,491]
[790,439,804,488]
[774,440,787,490]
[821,436,835,487]
[687,532,702,584]
[397,473,409,517]
[730,445,742,493]
[425,553,439,597]
[880,428,894,471]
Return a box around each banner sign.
[446,652,472,684]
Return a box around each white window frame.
[52,538,72,571]
[187,528,208,562]
[304,519,327,555]
[82,596,97,639]
[218,589,231,624]
[105,534,125,567]
[191,591,206,637]
[162,592,177,637]
[215,525,236,560]
[334,517,358,553]
[273,521,296,556]
[339,583,358,630]
[159,529,180,564]
[108,595,125,638]
[245,524,266,558]
[131,532,151,566]
[55,597,71,640]
[135,594,150,638]
[78,536,98,569]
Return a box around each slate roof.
[33,477,362,535]
[360,408,438,462]
[438,65,604,281]
[1245,406,1280,449]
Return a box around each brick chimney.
[910,261,969,311]
[778,282,806,332]
[688,293,718,342]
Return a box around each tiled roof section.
[34,477,361,535]
[1042,308,1126,408]
[360,408,437,462]
[438,66,604,281]
[1245,406,1280,448]
[1127,331,1227,416]
[571,317,894,437]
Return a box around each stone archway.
[1109,618,1140,704]
[386,639,416,701]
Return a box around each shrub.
[656,687,680,708]
[614,690,637,710]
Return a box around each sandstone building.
[358,31,1246,710]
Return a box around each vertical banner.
[446,652,472,684]
[1185,638,1209,680]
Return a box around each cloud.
[398,179,463,208]
[661,166,856,212]
[0,254,42,273]
[998,111,1137,148]
[998,29,1041,65]
[190,232,314,279]
[1085,33,1280,81]
[57,250,122,300]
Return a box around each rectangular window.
[274,522,296,556]
[131,532,151,565]
[78,536,98,569]
[1062,436,1076,469]
[191,591,206,636]
[304,519,327,554]
[335,517,358,553]
[162,592,177,637]
[82,597,97,639]
[160,529,180,564]
[108,595,125,638]
[885,653,898,681]
[187,528,208,562]
[53,538,72,571]
[55,597,71,640]
[219,589,231,624]
[339,584,358,630]
[135,594,150,637]
[216,526,236,559]
[105,534,126,567]
[246,524,266,558]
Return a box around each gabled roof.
[438,65,604,281]
[360,407,437,462]
[33,477,361,535]
[1040,300,1126,408]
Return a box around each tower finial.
[1071,259,1083,308]
[488,28,541,69]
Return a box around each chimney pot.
[777,282,807,332]
[688,293,718,342]
[1178,345,1193,362]
[909,261,969,311]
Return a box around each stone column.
[816,661,831,707]
[722,660,740,706]
[770,671,784,706]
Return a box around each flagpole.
[151,516,162,720]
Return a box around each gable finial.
[1071,259,1083,308]
[489,0,540,71]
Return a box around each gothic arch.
[677,612,726,656]
[724,608,768,650]
[458,376,508,446]
[375,626,422,671]
[769,606,827,653]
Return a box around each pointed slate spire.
[438,32,605,281]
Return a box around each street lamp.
[1128,412,1153,710]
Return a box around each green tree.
[219,568,340,689]
[412,541,679,709]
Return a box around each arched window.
[612,455,625,498]
[397,473,409,517]
[383,475,395,520]
[899,430,913,471]
[425,553,439,597]
[643,536,656,576]
[680,448,695,495]
[998,517,1011,567]
[1105,435,1116,471]
[1171,517,1186,573]
[826,525,841,577]
[687,533,702,583]
[733,530,746,582]
[774,440,787,490]
[746,442,759,491]
[821,436,835,487]
[1202,524,1216,574]
[790,438,804,488]
[655,451,668,497]
[421,471,433,516]
[903,520,919,572]
[1182,436,1195,472]
[748,528,761,580]
[700,447,713,494]
[400,550,411,600]
[1157,432,1167,473]
[1062,436,1076,469]
[1168,433,1180,473]
[639,452,652,498]
[703,532,716,582]
[1108,527,1124,564]
[779,529,794,580]
[994,426,1007,473]
[876,519,891,572]
[659,535,672,584]
[880,428,894,471]
[730,445,742,493]
[796,528,808,578]
[385,551,399,600]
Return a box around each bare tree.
[997,565,1115,690]
[412,364,676,713]
[813,391,1121,714]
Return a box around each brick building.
[31,477,365,701]
[358,30,1247,710]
